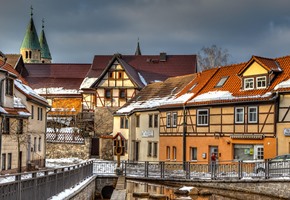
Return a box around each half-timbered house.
[0,57,49,173]
[159,56,290,163]
[114,74,195,161]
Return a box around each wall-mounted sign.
[142,130,154,137]
[284,128,290,136]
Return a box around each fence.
[93,159,290,180]
[0,161,93,200]
[46,130,85,144]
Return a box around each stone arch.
[101,185,115,199]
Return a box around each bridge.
[0,159,290,199]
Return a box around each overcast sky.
[1,0,290,64]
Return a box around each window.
[38,137,41,151]
[153,142,158,157]
[120,116,128,129]
[190,147,197,161]
[235,107,244,123]
[244,78,254,90]
[109,72,114,79]
[148,114,153,128]
[18,119,23,134]
[31,105,34,119]
[3,118,10,134]
[215,76,228,87]
[119,89,126,99]
[148,142,152,157]
[166,146,170,160]
[34,137,37,152]
[256,76,266,89]
[118,72,123,79]
[166,112,177,128]
[172,112,177,127]
[5,78,13,96]
[136,115,140,127]
[197,109,208,126]
[2,154,6,170]
[248,107,257,123]
[172,146,177,160]
[166,113,171,127]
[37,107,43,121]
[154,114,158,128]
[7,153,12,170]
[105,89,112,99]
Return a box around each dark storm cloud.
[1,0,290,63]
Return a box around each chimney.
[159,52,167,62]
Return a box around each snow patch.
[274,79,290,90]
[138,72,147,86]
[80,77,98,89]
[34,87,79,95]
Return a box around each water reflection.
[126,180,283,200]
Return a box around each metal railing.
[93,159,290,180]
[0,161,93,200]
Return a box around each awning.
[230,134,264,140]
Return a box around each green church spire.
[39,18,52,60]
[20,6,41,51]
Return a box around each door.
[254,145,264,160]
[91,137,100,156]
[209,146,219,160]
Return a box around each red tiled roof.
[3,107,30,117]
[88,54,197,84]
[25,63,91,90]
[1,60,28,85]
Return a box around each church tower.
[39,19,52,63]
[20,7,52,63]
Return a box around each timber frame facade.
[114,54,290,163]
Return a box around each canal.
[125,180,285,200]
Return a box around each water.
[126,180,283,200]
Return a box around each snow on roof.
[0,107,8,114]
[138,72,147,86]
[117,93,194,114]
[34,87,79,95]
[189,90,272,103]
[18,111,31,117]
[80,77,98,89]
[14,96,25,108]
[14,79,48,103]
[274,79,290,90]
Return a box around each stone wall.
[66,176,96,200]
[155,178,290,199]
[46,137,91,159]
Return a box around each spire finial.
[42,18,45,29]
[30,5,33,17]
[135,37,142,56]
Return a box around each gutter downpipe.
[182,103,187,170]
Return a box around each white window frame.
[172,146,177,161]
[244,78,254,90]
[235,107,244,123]
[172,112,177,127]
[166,146,170,160]
[197,109,208,126]
[248,106,258,123]
[190,147,197,161]
[256,76,266,89]
[166,113,171,127]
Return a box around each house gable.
[242,62,268,77]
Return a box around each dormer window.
[256,76,266,89]
[5,78,13,96]
[244,78,254,90]
[243,76,267,90]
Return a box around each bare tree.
[197,45,231,71]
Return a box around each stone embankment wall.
[163,179,290,199]
[46,137,91,159]
[65,176,96,200]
